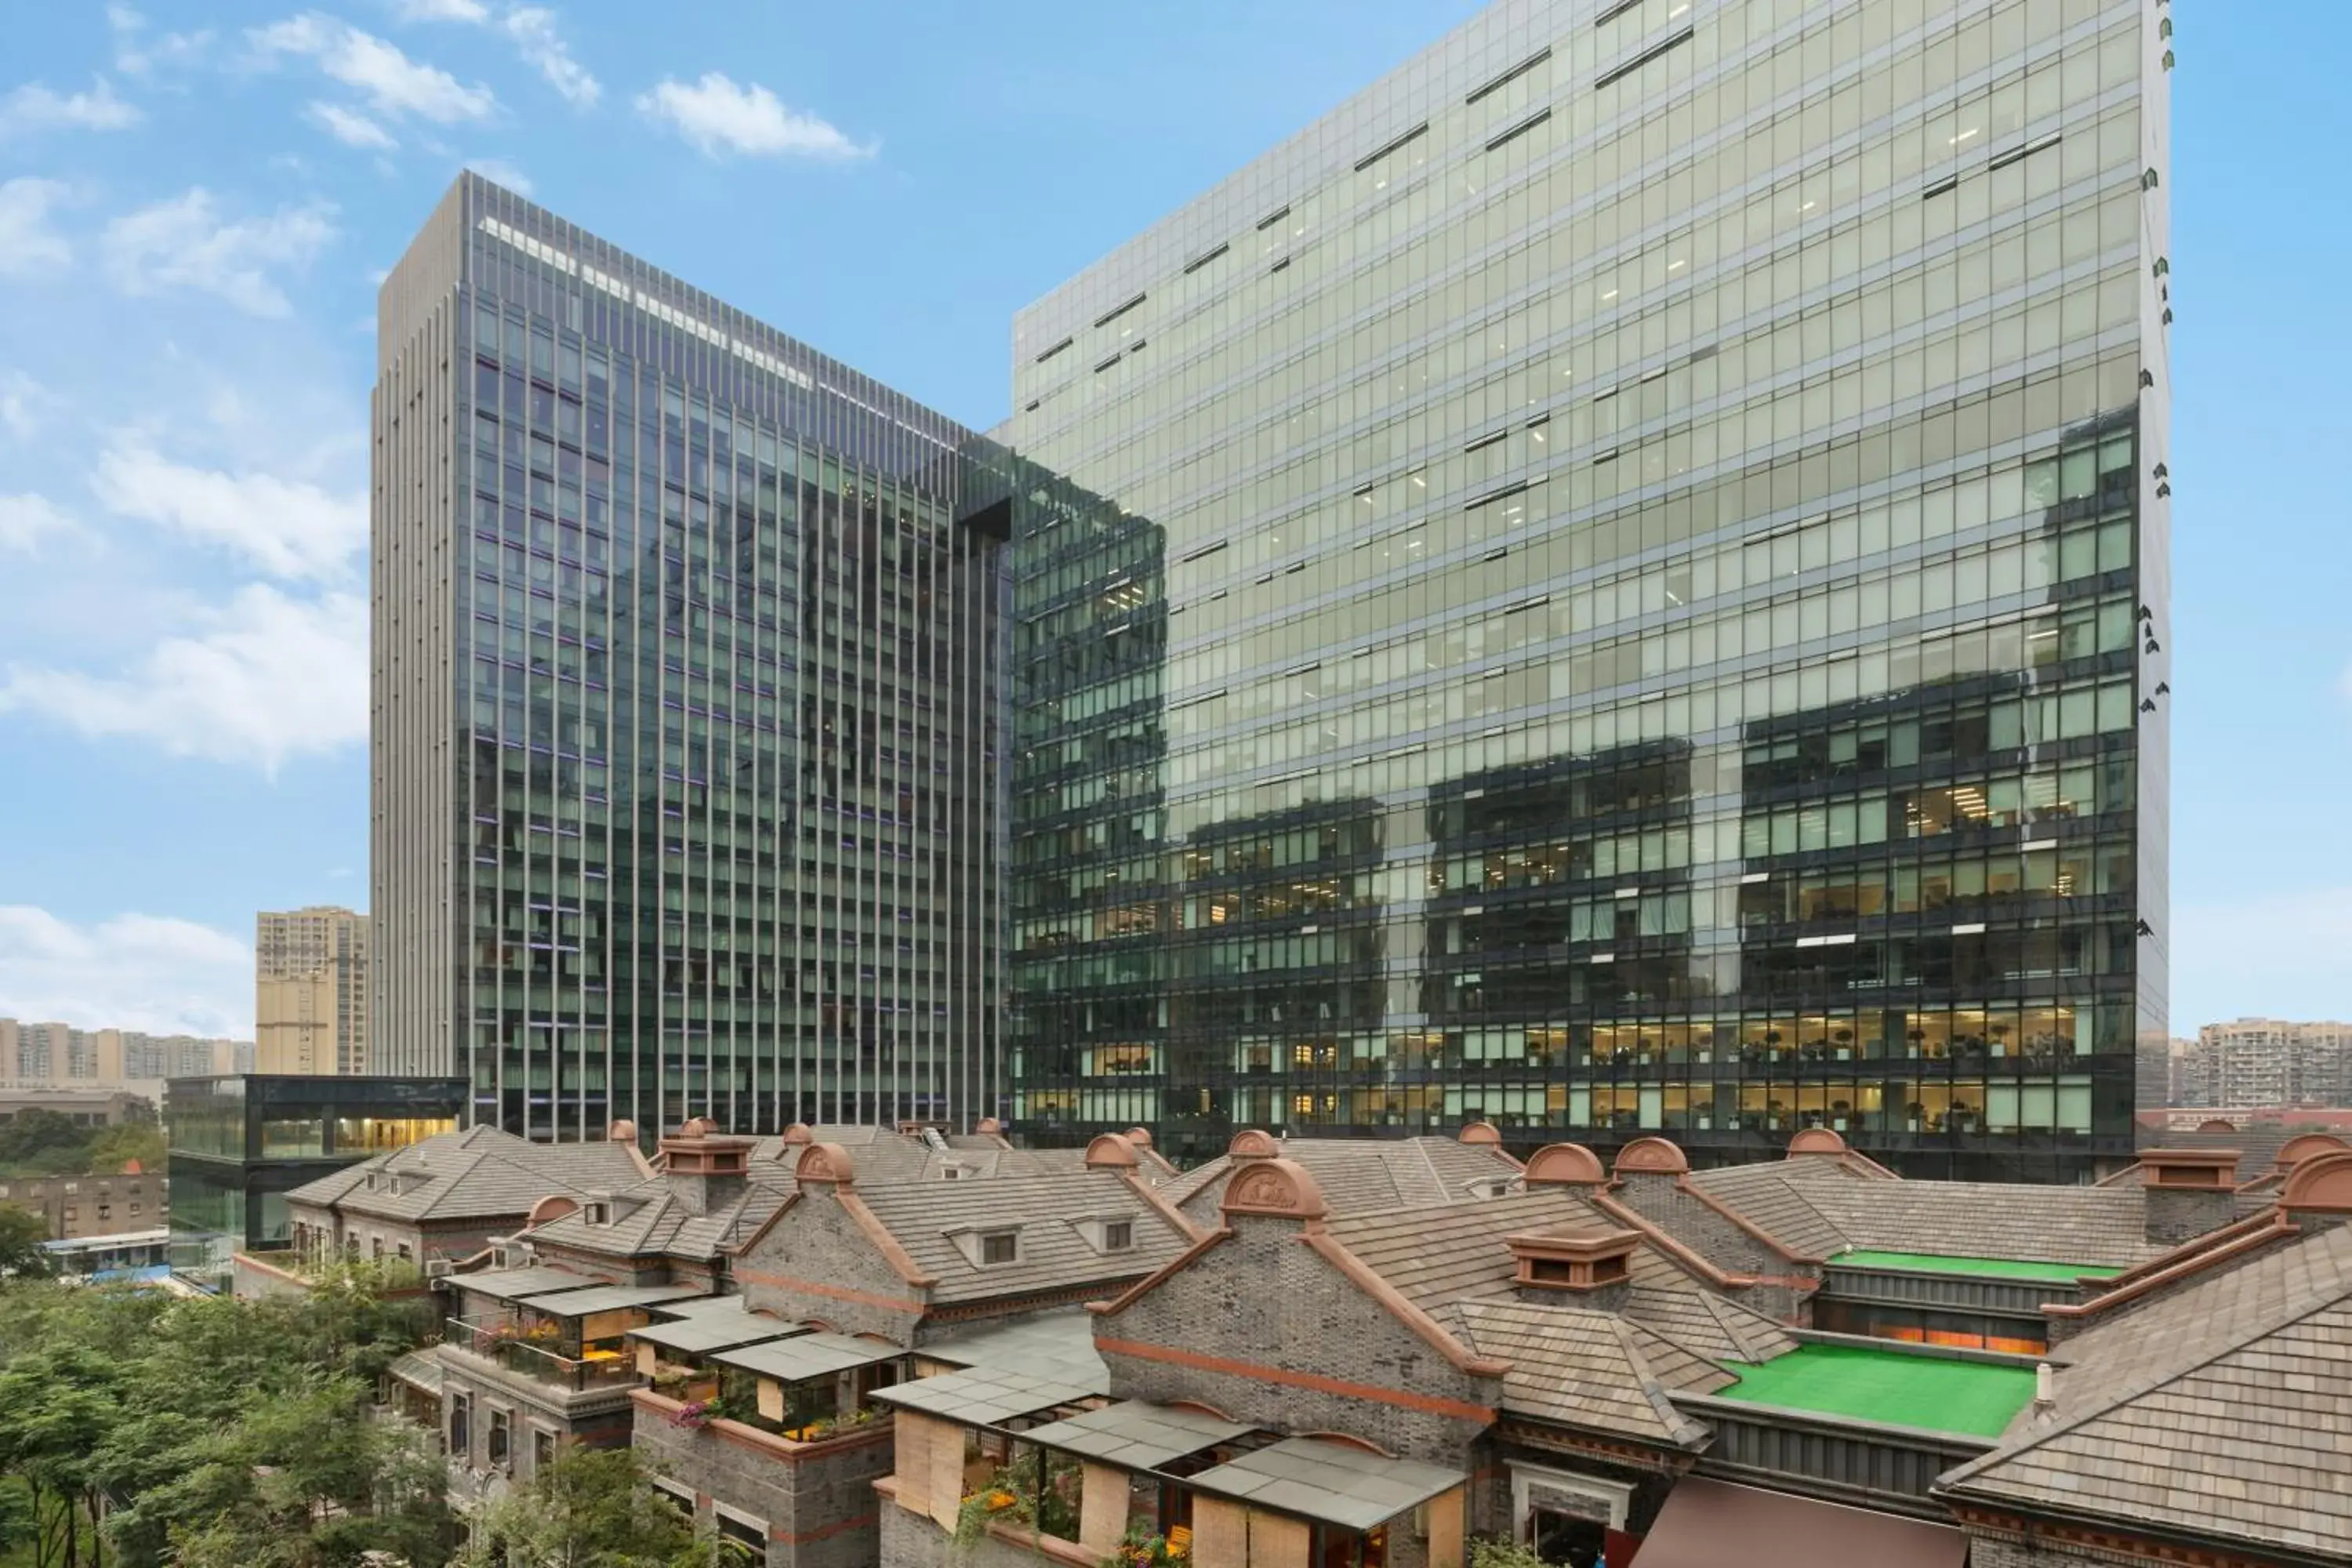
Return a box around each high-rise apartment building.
[2180,1019,2352,1109]
[371,176,1005,1139]
[256,906,372,1075]
[0,1020,248,1087]
[1004,0,2170,1178]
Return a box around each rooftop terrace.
[1712,1344,2037,1439]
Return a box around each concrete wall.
[633,1394,891,1568]
[1095,1214,1497,1466]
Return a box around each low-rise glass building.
[165,1074,463,1289]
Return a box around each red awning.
[1632,1479,1968,1568]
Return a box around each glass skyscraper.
[373,175,1007,1139]
[1005,0,2171,1178]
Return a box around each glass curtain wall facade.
[1007,0,2171,1178]
[373,176,1006,1140]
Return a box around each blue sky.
[0,1,2341,1043]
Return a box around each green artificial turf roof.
[1714,1344,2038,1438]
[1831,1249,2122,1282]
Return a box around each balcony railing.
[445,1316,639,1393]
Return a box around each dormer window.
[981,1232,1018,1265]
[940,1163,972,1181]
[585,1201,611,1225]
[1070,1214,1140,1255]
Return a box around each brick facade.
[633,1392,892,1568]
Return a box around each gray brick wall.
[2141,1187,2235,1246]
[634,1401,893,1568]
[736,1192,922,1342]
[880,1491,1040,1568]
[1606,1176,1813,1319]
[1097,1215,1496,1466]
[1967,1527,2171,1567]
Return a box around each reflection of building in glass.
[374,176,1004,1138]
[1003,0,2168,1177]
[165,1074,463,1290]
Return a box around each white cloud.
[0,177,73,277]
[463,155,532,194]
[503,7,598,106]
[0,906,254,1040]
[2173,885,2352,1028]
[0,583,368,773]
[393,0,490,20]
[0,372,57,443]
[102,188,338,317]
[636,73,869,160]
[307,100,397,148]
[0,78,142,136]
[107,8,212,78]
[250,13,495,124]
[92,443,364,582]
[0,494,79,554]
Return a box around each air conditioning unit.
[425,1258,454,1279]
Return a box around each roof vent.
[2139,1149,2239,1189]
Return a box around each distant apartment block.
[0,1018,251,1089]
[2172,1018,2352,1109]
[257,906,373,1075]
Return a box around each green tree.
[0,1207,51,1279]
[0,1112,85,1170]
[456,1447,741,1568]
[82,1122,165,1174]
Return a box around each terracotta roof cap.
[606,1120,637,1143]
[1125,1126,1155,1149]
[1787,1127,1848,1156]
[780,1122,813,1147]
[1084,1133,1141,1170]
[796,1142,856,1186]
[2276,1133,2350,1171]
[2281,1148,2352,1214]
[1457,1120,1503,1146]
[677,1116,721,1138]
[1521,1142,1606,1187]
[1229,1128,1281,1160]
[1220,1156,1329,1222]
[1613,1136,1690,1175]
[975,1116,1004,1135]
[2140,1149,2241,1189]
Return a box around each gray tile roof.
[870,1363,1103,1421]
[1166,1136,1519,1221]
[449,1265,613,1301]
[1940,1221,2352,1557]
[626,1299,801,1354]
[523,1171,795,1261]
[919,1311,1109,1389]
[848,1169,1193,1305]
[1687,1159,2161,1269]
[1185,1436,1466,1532]
[285,1126,645,1222]
[1454,1299,1721,1445]
[713,1331,900,1384]
[1017,1401,1256,1469]
[515,1283,706,1316]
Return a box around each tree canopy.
[0,1266,451,1568]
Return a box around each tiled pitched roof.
[1167,1137,1519,1220]
[1677,1162,1854,1259]
[1940,1222,2352,1556]
[1687,1159,2159,1269]
[848,1170,1195,1305]
[1319,1187,1797,1374]
[1455,1298,1722,1446]
[524,1172,794,1259]
[287,1127,644,1222]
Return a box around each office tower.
[372,175,1004,1139]
[256,906,372,1075]
[1005,0,2169,1178]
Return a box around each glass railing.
[446,1317,640,1392]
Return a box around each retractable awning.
[1633,1479,1968,1568]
